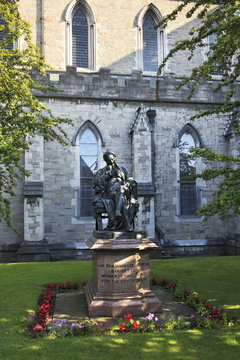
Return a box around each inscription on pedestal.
[94,254,150,293]
[99,262,148,284]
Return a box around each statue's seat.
[93,201,108,231]
[93,200,139,232]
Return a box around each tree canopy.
[157,0,240,220]
[0,0,72,231]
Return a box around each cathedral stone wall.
[32,69,236,250]
[1,67,240,260]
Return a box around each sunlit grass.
[224,305,240,310]
[0,317,10,323]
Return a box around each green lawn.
[0,257,240,360]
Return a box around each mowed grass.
[0,257,240,360]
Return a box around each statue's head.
[103,151,116,166]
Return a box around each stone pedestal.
[84,231,161,317]
[17,240,50,262]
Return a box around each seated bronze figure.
[93,151,138,232]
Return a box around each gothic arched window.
[65,0,95,70]
[178,126,201,216]
[136,5,165,73]
[143,13,158,72]
[79,128,98,217]
[72,8,88,68]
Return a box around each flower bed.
[152,276,230,329]
[31,281,79,336]
[31,277,232,338]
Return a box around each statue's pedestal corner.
[83,280,161,317]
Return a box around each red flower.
[82,280,88,287]
[120,322,125,333]
[124,314,132,321]
[132,322,138,331]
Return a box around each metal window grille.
[79,157,96,217]
[179,182,201,216]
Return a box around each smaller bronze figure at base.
[93,151,138,232]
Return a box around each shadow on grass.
[1,327,240,360]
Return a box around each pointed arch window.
[65,0,96,70]
[143,13,158,72]
[136,5,165,73]
[79,128,98,217]
[72,8,88,68]
[178,126,201,216]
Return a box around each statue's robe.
[93,163,137,229]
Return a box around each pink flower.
[33,324,44,332]
[145,313,154,321]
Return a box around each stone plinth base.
[17,240,50,262]
[84,281,161,317]
[84,231,161,317]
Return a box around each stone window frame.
[64,0,96,71]
[135,3,166,75]
[174,123,203,218]
[72,120,104,219]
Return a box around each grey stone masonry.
[1,67,239,262]
[131,105,155,239]
[31,67,240,106]
[24,135,45,249]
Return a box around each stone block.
[17,240,50,262]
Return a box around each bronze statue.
[93,151,138,232]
